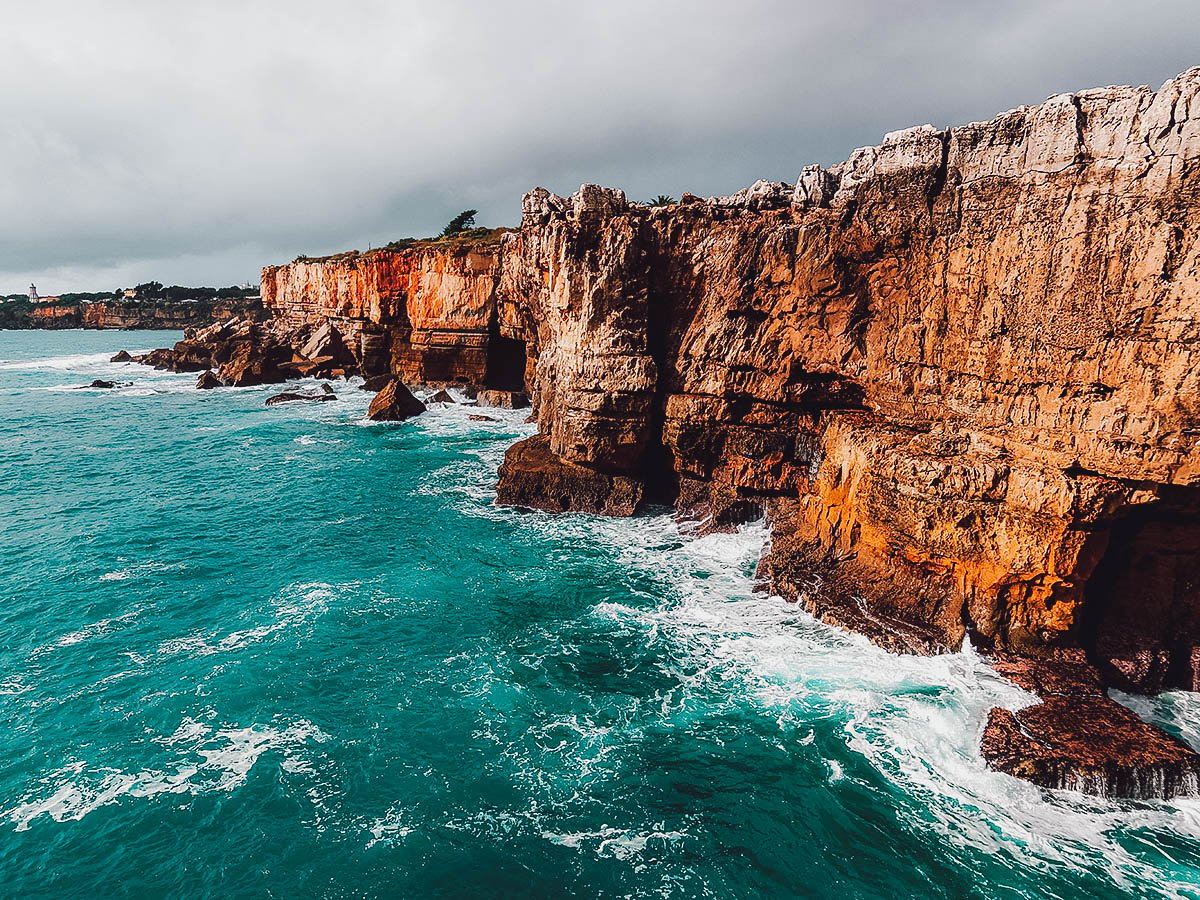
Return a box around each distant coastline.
[0,295,264,330]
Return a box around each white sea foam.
[543,826,688,863]
[503,512,1200,894]
[155,582,337,659]
[99,560,187,583]
[5,717,329,832]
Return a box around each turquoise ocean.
[2,329,1200,899]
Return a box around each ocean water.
[1,329,1199,899]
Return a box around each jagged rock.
[82,379,121,389]
[475,389,529,409]
[469,414,497,422]
[367,378,426,422]
[981,657,1200,799]
[429,389,455,404]
[496,434,643,516]
[196,370,220,390]
[110,350,133,363]
[215,341,293,387]
[360,374,393,392]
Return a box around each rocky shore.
[135,67,1200,799]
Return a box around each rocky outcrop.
[231,67,1200,797]
[367,377,426,421]
[260,236,517,386]
[982,656,1200,798]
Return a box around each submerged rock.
[82,379,126,389]
[367,378,426,421]
[195,370,221,390]
[110,350,133,363]
[469,414,497,422]
[265,389,335,406]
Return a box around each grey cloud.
[4,0,1199,291]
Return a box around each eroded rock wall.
[261,243,507,384]
[497,69,1200,688]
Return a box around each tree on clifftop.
[649,195,674,206]
[441,209,478,237]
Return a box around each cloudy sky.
[5,0,1200,293]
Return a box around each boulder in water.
[367,378,426,421]
[265,387,336,405]
[429,389,455,404]
[110,350,133,363]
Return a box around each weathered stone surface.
[196,370,220,390]
[496,434,643,516]
[982,657,1200,799]
[261,240,511,384]
[367,378,426,422]
[110,350,133,363]
[429,389,455,404]
[475,389,529,409]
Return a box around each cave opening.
[485,334,529,392]
[1078,485,1200,694]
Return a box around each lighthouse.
[28,284,38,302]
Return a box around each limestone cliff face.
[497,70,1200,694]
[261,241,511,384]
[256,69,1200,797]
[82,299,264,330]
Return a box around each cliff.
[7,297,265,330]
[260,235,517,385]
[180,68,1200,797]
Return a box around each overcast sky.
[5,0,1200,294]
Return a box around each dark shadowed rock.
[265,389,336,406]
[196,370,221,390]
[110,350,133,363]
[469,414,497,422]
[360,374,393,392]
[496,434,642,516]
[82,379,123,389]
[429,389,455,404]
[367,378,426,422]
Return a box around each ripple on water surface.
[1,331,1198,899]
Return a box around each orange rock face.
[261,242,510,384]
[496,70,1200,693]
